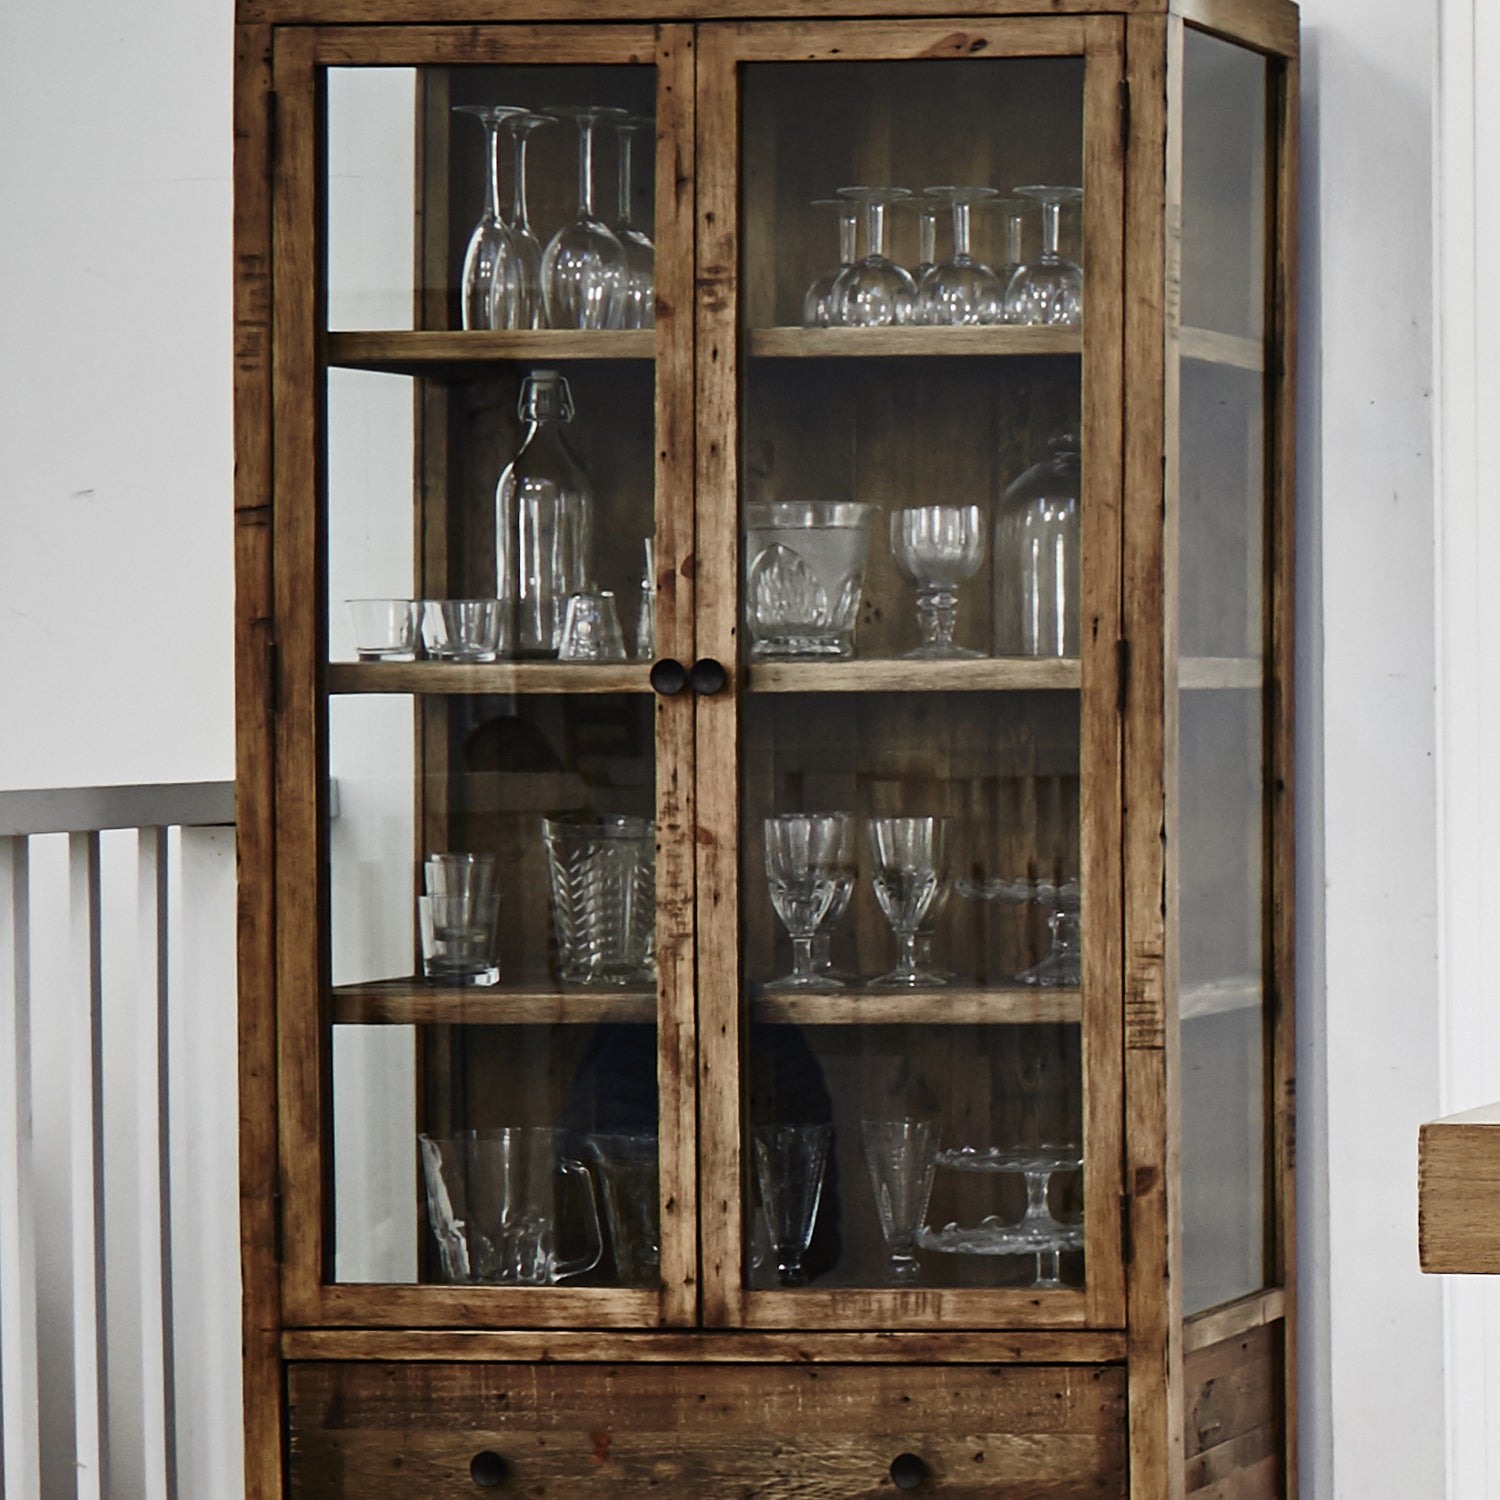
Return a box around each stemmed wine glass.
[811,820,858,979]
[763,813,852,993]
[832,187,917,326]
[612,116,656,329]
[890,505,986,658]
[542,105,629,330]
[497,110,555,330]
[452,104,524,331]
[1004,186,1083,327]
[918,186,1005,325]
[802,198,860,327]
[867,816,949,988]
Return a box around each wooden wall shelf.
[748,325,1082,358]
[750,987,1081,1026]
[325,329,655,374]
[745,658,1082,692]
[326,662,650,695]
[1419,1103,1500,1274]
[333,979,656,1026]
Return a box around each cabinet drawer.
[287,1359,1127,1498]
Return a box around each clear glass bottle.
[992,432,1081,657]
[495,371,595,656]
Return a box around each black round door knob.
[890,1451,930,1490]
[469,1450,510,1487]
[649,658,688,695]
[688,657,728,696]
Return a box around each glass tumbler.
[542,815,657,986]
[752,1123,834,1287]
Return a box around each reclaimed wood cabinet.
[233,1,1298,1495]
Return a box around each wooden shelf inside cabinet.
[326,662,651,696]
[1179,657,1262,690]
[1179,326,1264,372]
[745,658,1081,693]
[324,329,655,376]
[1419,1103,1500,1274]
[750,987,1081,1027]
[332,979,656,1027]
[749,326,1082,359]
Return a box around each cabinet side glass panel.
[1176,28,1271,1315]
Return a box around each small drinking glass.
[861,1118,939,1283]
[558,591,628,661]
[890,505,986,658]
[542,815,656,986]
[452,104,524,331]
[420,853,499,985]
[802,198,860,327]
[751,1122,833,1287]
[917,186,1004,326]
[867,816,949,988]
[831,187,917,327]
[419,599,502,662]
[763,813,852,993]
[498,110,555,329]
[542,105,629,330]
[613,116,656,330]
[346,598,418,661]
[1004,186,1083,327]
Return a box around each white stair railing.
[0,785,240,1500]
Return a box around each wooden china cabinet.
[233,0,1297,1495]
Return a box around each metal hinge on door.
[1116,638,1131,713]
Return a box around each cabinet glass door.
[695,20,1127,1329]
[271,24,696,1327]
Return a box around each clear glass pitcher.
[495,371,596,656]
[418,1128,603,1285]
[992,433,1080,658]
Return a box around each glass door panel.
[696,22,1124,1326]
[1173,27,1273,1315]
[298,34,690,1324]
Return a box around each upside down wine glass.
[542,105,628,330]
[498,110,555,330]
[453,104,523,331]
[1004,186,1084,327]
[802,198,860,328]
[989,197,1027,320]
[833,187,917,326]
[918,186,1005,326]
[613,116,656,329]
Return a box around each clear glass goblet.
[541,105,629,330]
[1017,878,1081,987]
[497,110,555,330]
[1004,186,1083,327]
[452,104,524,331]
[890,505,986,659]
[861,1117,939,1283]
[832,187,917,327]
[867,815,949,988]
[918,186,1004,326]
[763,813,851,993]
[802,198,860,328]
[811,824,858,980]
[612,116,656,330]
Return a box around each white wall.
[0,2,1468,1498]
[0,0,235,790]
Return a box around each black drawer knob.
[649,658,688,696]
[890,1451,930,1490]
[469,1450,510,1487]
[688,657,728,696]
